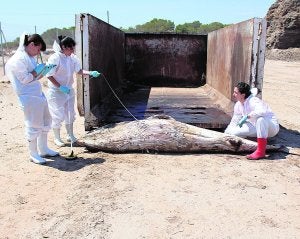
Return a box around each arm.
[31,69,40,79]
[47,76,60,88]
[77,69,101,77]
[228,103,243,126]
[248,97,268,119]
[47,75,70,94]
[73,55,100,77]
[77,69,90,76]
[45,53,59,78]
[11,57,37,84]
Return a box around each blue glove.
[40,64,56,76]
[89,71,101,78]
[59,86,70,94]
[237,115,248,128]
[34,63,45,75]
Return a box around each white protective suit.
[5,36,51,140]
[45,41,81,129]
[224,95,279,138]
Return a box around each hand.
[40,64,56,76]
[89,71,101,78]
[237,115,248,128]
[34,63,45,75]
[59,86,70,94]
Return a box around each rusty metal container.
[75,14,266,130]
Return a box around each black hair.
[24,34,46,51]
[58,35,76,49]
[236,82,251,99]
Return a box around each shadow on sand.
[266,125,300,160]
[43,155,106,172]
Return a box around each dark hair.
[58,35,76,49]
[24,34,46,51]
[236,82,251,99]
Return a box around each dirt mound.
[266,0,300,49]
[265,48,300,62]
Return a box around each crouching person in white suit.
[5,33,59,164]
[225,82,280,160]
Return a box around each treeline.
[6,18,228,49]
[6,27,75,49]
[121,18,228,34]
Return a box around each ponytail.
[58,35,76,48]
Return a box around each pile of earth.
[265,48,300,62]
[265,0,300,61]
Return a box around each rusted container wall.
[75,14,125,129]
[206,19,254,100]
[76,15,266,130]
[88,15,125,121]
[125,33,207,87]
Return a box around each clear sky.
[0,0,276,41]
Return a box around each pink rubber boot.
[247,138,267,160]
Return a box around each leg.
[65,123,77,143]
[38,102,59,156]
[26,127,46,165]
[224,122,257,138]
[47,90,67,146]
[65,92,77,143]
[53,128,65,147]
[28,138,46,164]
[247,117,268,160]
[21,96,46,164]
[38,132,59,157]
[267,117,280,138]
[246,138,267,160]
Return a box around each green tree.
[176,21,228,34]
[176,21,202,34]
[122,18,227,34]
[6,20,228,50]
[6,27,75,49]
[41,27,75,47]
[202,22,227,34]
[122,18,175,33]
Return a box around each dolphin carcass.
[81,115,287,154]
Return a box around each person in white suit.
[225,82,280,160]
[45,36,100,147]
[5,33,59,164]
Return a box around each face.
[233,87,245,102]
[26,42,42,57]
[62,45,75,56]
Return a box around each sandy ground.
[0,59,299,239]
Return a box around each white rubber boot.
[53,128,65,147]
[29,139,46,165]
[38,132,59,157]
[65,123,77,143]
